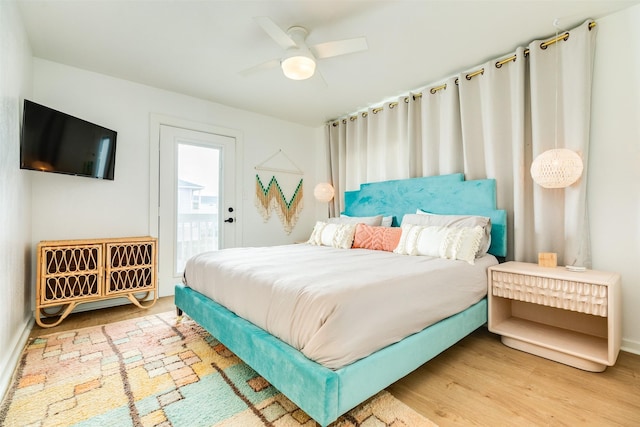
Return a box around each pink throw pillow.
[352,224,402,252]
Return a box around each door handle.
[224,218,234,223]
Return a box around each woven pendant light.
[530,148,583,188]
[313,182,335,202]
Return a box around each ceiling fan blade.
[239,58,280,77]
[254,16,297,50]
[310,37,368,59]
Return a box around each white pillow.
[307,221,327,245]
[338,214,393,227]
[414,226,451,256]
[308,221,357,249]
[441,226,485,263]
[405,211,492,257]
[329,215,383,226]
[381,216,393,227]
[394,224,484,264]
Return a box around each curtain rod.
[418,21,595,93]
[332,21,596,125]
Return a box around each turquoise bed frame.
[175,174,507,426]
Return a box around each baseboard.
[621,338,640,356]
[0,316,34,401]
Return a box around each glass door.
[158,125,235,295]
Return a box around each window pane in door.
[175,143,220,274]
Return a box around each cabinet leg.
[126,292,157,309]
[39,305,67,317]
[35,303,78,328]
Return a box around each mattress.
[183,243,497,369]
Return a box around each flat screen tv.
[20,100,117,180]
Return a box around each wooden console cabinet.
[488,261,621,372]
[36,236,157,328]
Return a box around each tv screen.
[20,100,117,180]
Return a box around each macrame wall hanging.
[254,150,304,234]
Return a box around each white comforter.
[183,244,497,369]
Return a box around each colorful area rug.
[1,312,437,426]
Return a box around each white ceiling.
[16,0,640,127]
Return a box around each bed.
[175,173,507,426]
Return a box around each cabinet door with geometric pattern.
[38,243,103,305]
[104,239,157,296]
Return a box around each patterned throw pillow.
[307,221,357,249]
[404,212,492,257]
[352,224,402,252]
[394,224,484,264]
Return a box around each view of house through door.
[158,125,235,295]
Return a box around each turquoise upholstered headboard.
[343,174,507,258]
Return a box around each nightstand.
[488,261,621,372]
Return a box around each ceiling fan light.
[281,55,316,80]
[530,148,584,188]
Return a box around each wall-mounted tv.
[20,100,117,180]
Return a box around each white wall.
[589,3,640,353]
[31,59,325,297]
[0,0,33,397]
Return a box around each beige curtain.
[327,21,597,266]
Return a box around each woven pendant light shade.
[530,148,583,188]
[313,182,335,202]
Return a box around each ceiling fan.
[240,16,368,81]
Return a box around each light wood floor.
[30,297,640,426]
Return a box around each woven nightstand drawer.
[491,270,608,317]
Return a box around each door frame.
[149,114,244,249]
